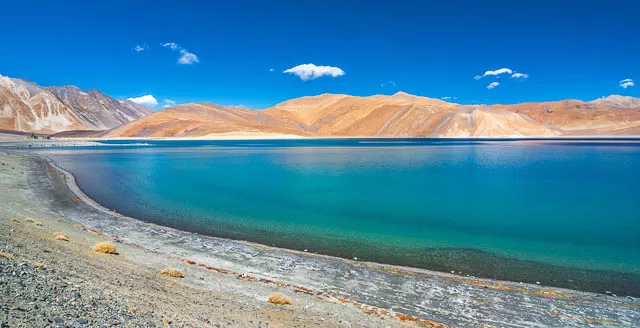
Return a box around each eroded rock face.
[591,95,640,109]
[46,86,152,130]
[0,75,152,134]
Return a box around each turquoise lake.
[40,139,640,295]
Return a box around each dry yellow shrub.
[34,262,46,270]
[35,222,43,226]
[160,268,184,278]
[11,218,19,223]
[162,317,172,324]
[128,306,137,313]
[56,218,62,222]
[25,218,34,223]
[54,232,69,241]
[268,292,292,305]
[92,242,117,254]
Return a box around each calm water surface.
[40,139,640,295]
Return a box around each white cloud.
[128,95,158,107]
[162,42,199,64]
[162,99,176,109]
[178,49,199,64]
[441,96,457,100]
[134,44,147,52]
[284,63,345,81]
[162,42,179,50]
[487,82,500,89]
[380,80,396,88]
[269,68,275,72]
[475,68,513,79]
[619,78,635,89]
[512,72,529,79]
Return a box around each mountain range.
[106,92,640,138]
[2,74,640,138]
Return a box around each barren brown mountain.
[105,92,640,138]
[0,75,151,134]
[492,98,640,135]
[105,103,309,138]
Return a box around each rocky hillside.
[0,75,152,134]
[105,103,308,138]
[105,92,640,138]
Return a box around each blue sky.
[1,0,638,109]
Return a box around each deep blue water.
[39,139,640,295]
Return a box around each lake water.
[40,139,640,296]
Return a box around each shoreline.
[4,127,640,143]
[1,149,639,326]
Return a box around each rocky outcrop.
[591,95,640,109]
[46,86,152,130]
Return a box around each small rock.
[77,318,89,324]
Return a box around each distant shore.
[1,148,639,327]
[3,129,640,144]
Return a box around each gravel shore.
[1,220,413,328]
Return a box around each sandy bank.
[1,150,639,327]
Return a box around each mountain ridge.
[105,92,640,138]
